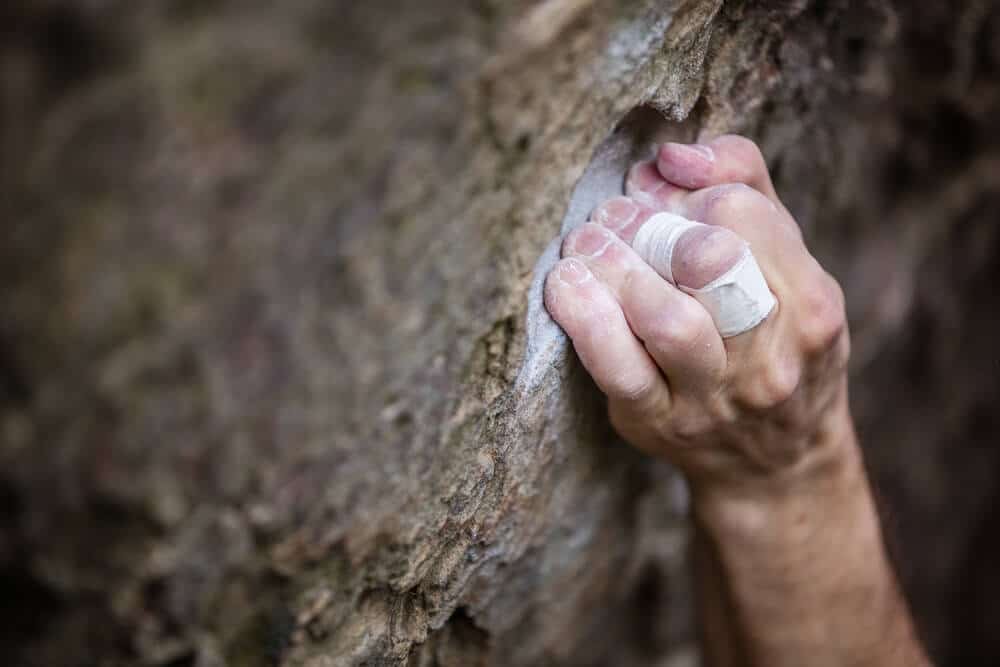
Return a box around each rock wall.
[2,1,999,665]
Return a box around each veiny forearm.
[692,415,931,667]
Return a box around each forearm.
[694,526,745,667]
[691,410,930,667]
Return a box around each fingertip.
[546,257,592,295]
[706,135,762,164]
[626,161,687,210]
[656,142,716,189]
[625,161,664,199]
[545,257,591,318]
[544,259,667,404]
[704,134,779,199]
[591,195,656,244]
[591,197,639,234]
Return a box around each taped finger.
[631,212,777,338]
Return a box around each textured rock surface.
[2,1,1000,665]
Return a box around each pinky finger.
[544,258,669,408]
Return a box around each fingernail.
[593,196,638,232]
[665,142,715,164]
[556,259,592,286]
[626,161,665,195]
[569,224,614,257]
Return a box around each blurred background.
[2,1,1000,666]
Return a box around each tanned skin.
[543,135,931,666]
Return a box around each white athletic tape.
[631,212,702,285]
[632,212,777,338]
[683,248,777,337]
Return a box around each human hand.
[544,135,851,498]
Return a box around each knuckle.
[703,182,768,220]
[645,298,712,351]
[829,329,851,371]
[720,133,761,153]
[607,373,658,406]
[736,356,802,410]
[664,404,715,442]
[716,134,767,169]
[795,274,847,354]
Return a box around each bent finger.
[657,135,780,205]
[592,196,775,340]
[677,183,804,276]
[544,258,669,408]
[562,222,727,396]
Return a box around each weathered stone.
[2,1,1000,665]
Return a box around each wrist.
[690,397,862,544]
[687,417,928,666]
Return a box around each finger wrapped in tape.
[631,212,777,337]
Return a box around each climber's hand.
[544,135,851,498]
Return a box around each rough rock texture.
[2,1,1000,665]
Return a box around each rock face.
[2,1,1000,665]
